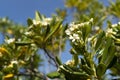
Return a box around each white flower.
[73,34,80,39]
[41,21,48,26]
[33,20,40,25]
[69,22,75,27]
[118,22,120,25]
[7,60,18,68]
[94,26,100,31]
[44,18,52,22]
[78,23,84,26]
[25,32,30,35]
[88,38,92,42]
[107,28,113,33]
[85,22,90,25]
[24,31,33,36]
[69,34,80,42]
[11,60,18,64]
[69,27,75,31]
[74,25,78,29]
[31,43,36,47]
[107,28,116,35]
[77,31,82,34]
[112,24,118,27]
[40,18,52,26]
[65,29,71,35]
[89,18,93,22]
[65,60,74,66]
[5,38,15,44]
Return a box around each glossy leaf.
[96,63,107,78]
[107,55,117,69]
[47,71,60,79]
[82,24,92,41]
[81,65,94,75]
[58,65,90,80]
[0,72,3,80]
[95,30,105,51]
[73,54,78,66]
[105,45,116,67]
[27,18,33,26]
[35,11,43,21]
[15,42,31,46]
[100,36,113,63]
[44,20,62,42]
[55,56,62,65]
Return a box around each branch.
[43,48,58,67]
[17,71,47,80]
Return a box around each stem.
[73,54,78,66]
[17,71,47,80]
[91,53,97,79]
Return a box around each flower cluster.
[4,38,15,44]
[65,18,93,42]
[32,17,52,26]
[25,17,53,38]
[111,22,120,28]
[7,60,18,68]
[106,21,120,36]
[106,28,116,35]
[65,60,75,66]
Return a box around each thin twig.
[17,71,47,80]
[43,48,58,67]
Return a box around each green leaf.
[70,48,77,55]
[84,54,92,67]
[15,42,31,46]
[100,36,113,63]
[107,55,117,69]
[81,58,86,65]
[105,45,116,67]
[95,30,105,51]
[44,20,62,42]
[45,25,50,37]
[82,24,92,41]
[115,40,120,46]
[81,65,94,75]
[73,54,78,66]
[96,63,107,78]
[27,18,33,26]
[58,65,90,80]
[35,11,43,21]
[0,72,3,80]
[47,71,60,79]
[55,56,62,65]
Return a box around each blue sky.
[0,0,109,23]
[0,0,65,24]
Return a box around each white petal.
[118,22,120,25]
[5,38,15,44]
[69,27,75,31]
[90,18,93,22]
[69,35,73,40]
[112,24,117,27]
[72,39,75,42]
[85,22,90,25]
[73,34,80,39]
[65,29,71,35]
[11,60,18,64]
